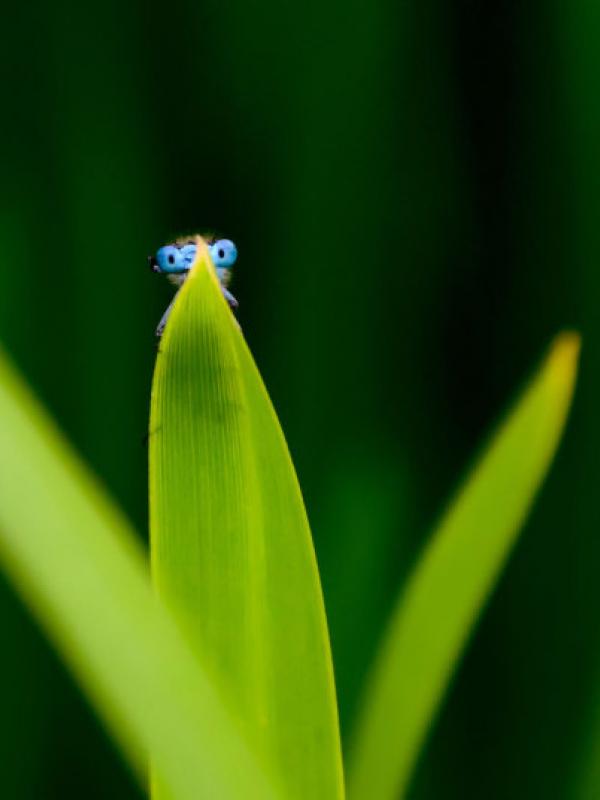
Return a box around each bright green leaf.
[0,350,278,800]
[149,239,345,800]
[347,332,580,800]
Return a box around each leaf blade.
[0,349,279,800]
[150,239,345,800]
[347,332,580,800]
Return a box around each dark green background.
[0,0,598,796]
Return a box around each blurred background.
[0,0,598,796]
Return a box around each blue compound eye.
[210,239,237,268]
[156,245,185,273]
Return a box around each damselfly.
[149,235,238,337]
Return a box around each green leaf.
[347,332,580,800]
[149,238,344,800]
[0,349,278,800]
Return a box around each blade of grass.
[347,332,580,800]
[0,349,278,800]
[149,239,344,800]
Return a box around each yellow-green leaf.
[0,349,278,800]
[149,238,344,800]
[347,332,580,800]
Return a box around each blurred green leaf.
[347,333,580,800]
[0,350,278,800]
[149,239,344,800]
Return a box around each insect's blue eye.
[156,245,186,273]
[209,239,237,268]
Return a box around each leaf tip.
[188,235,220,288]
[547,330,581,392]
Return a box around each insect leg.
[221,286,239,309]
[155,294,178,337]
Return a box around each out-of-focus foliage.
[0,348,279,800]
[0,0,595,797]
[348,333,579,800]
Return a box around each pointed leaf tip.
[150,238,344,800]
[547,330,580,388]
